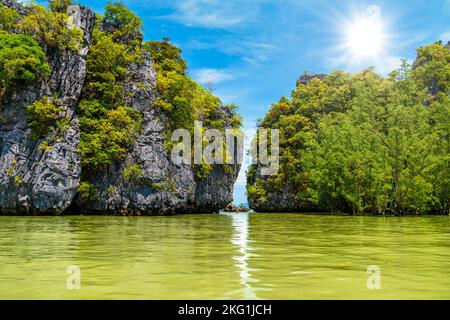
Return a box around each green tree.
[248,42,450,215]
[0,33,50,97]
[103,1,142,46]
[145,38,187,74]
[49,0,73,13]
[78,181,98,204]
[82,29,129,106]
[77,23,142,174]
[0,3,20,32]
[78,105,142,171]
[18,4,83,52]
[26,96,66,139]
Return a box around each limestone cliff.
[0,1,240,215]
[0,3,95,214]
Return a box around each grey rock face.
[0,4,96,215]
[297,74,326,86]
[246,74,325,213]
[247,165,310,213]
[0,0,26,15]
[74,53,240,215]
[72,52,193,214]
[0,2,240,215]
[193,164,240,213]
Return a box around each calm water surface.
[0,213,450,299]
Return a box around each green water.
[0,213,450,299]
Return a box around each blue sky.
[45,0,450,204]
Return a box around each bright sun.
[344,6,386,60]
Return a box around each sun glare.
[341,5,388,62]
[346,19,384,58]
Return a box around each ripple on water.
[0,213,449,299]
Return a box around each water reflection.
[228,212,260,299]
[1,214,450,299]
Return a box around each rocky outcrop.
[193,163,240,213]
[247,165,312,213]
[0,0,26,15]
[0,4,95,215]
[70,52,239,215]
[223,203,249,213]
[246,74,324,213]
[0,1,240,215]
[297,73,326,86]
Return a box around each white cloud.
[169,0,261,28]
[190,68,236,85]
[188,39,280,66]
[228,42,280,65]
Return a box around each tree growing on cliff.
[49,0,72,13]
[78,24,142,173]
[144,37,242,179]
[0,3,19,32]
[0,33,50,97]
[18,3,83,52]
[26,96,67,139]
[103,1,143,46]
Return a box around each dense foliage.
[77,2,242,182]
[18,4,83,52]
[144,38,242,133]
[0,33,50,97]
[77,9,142,174]
[26,96,66,139]
[1,1,241,194]
[49,0,72,13]
[144,38,242,178]
[0,0,85,96]
[103,1,142,45]
[77,181,98,204]
[248,42,450,215]
[0,3,19,32]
